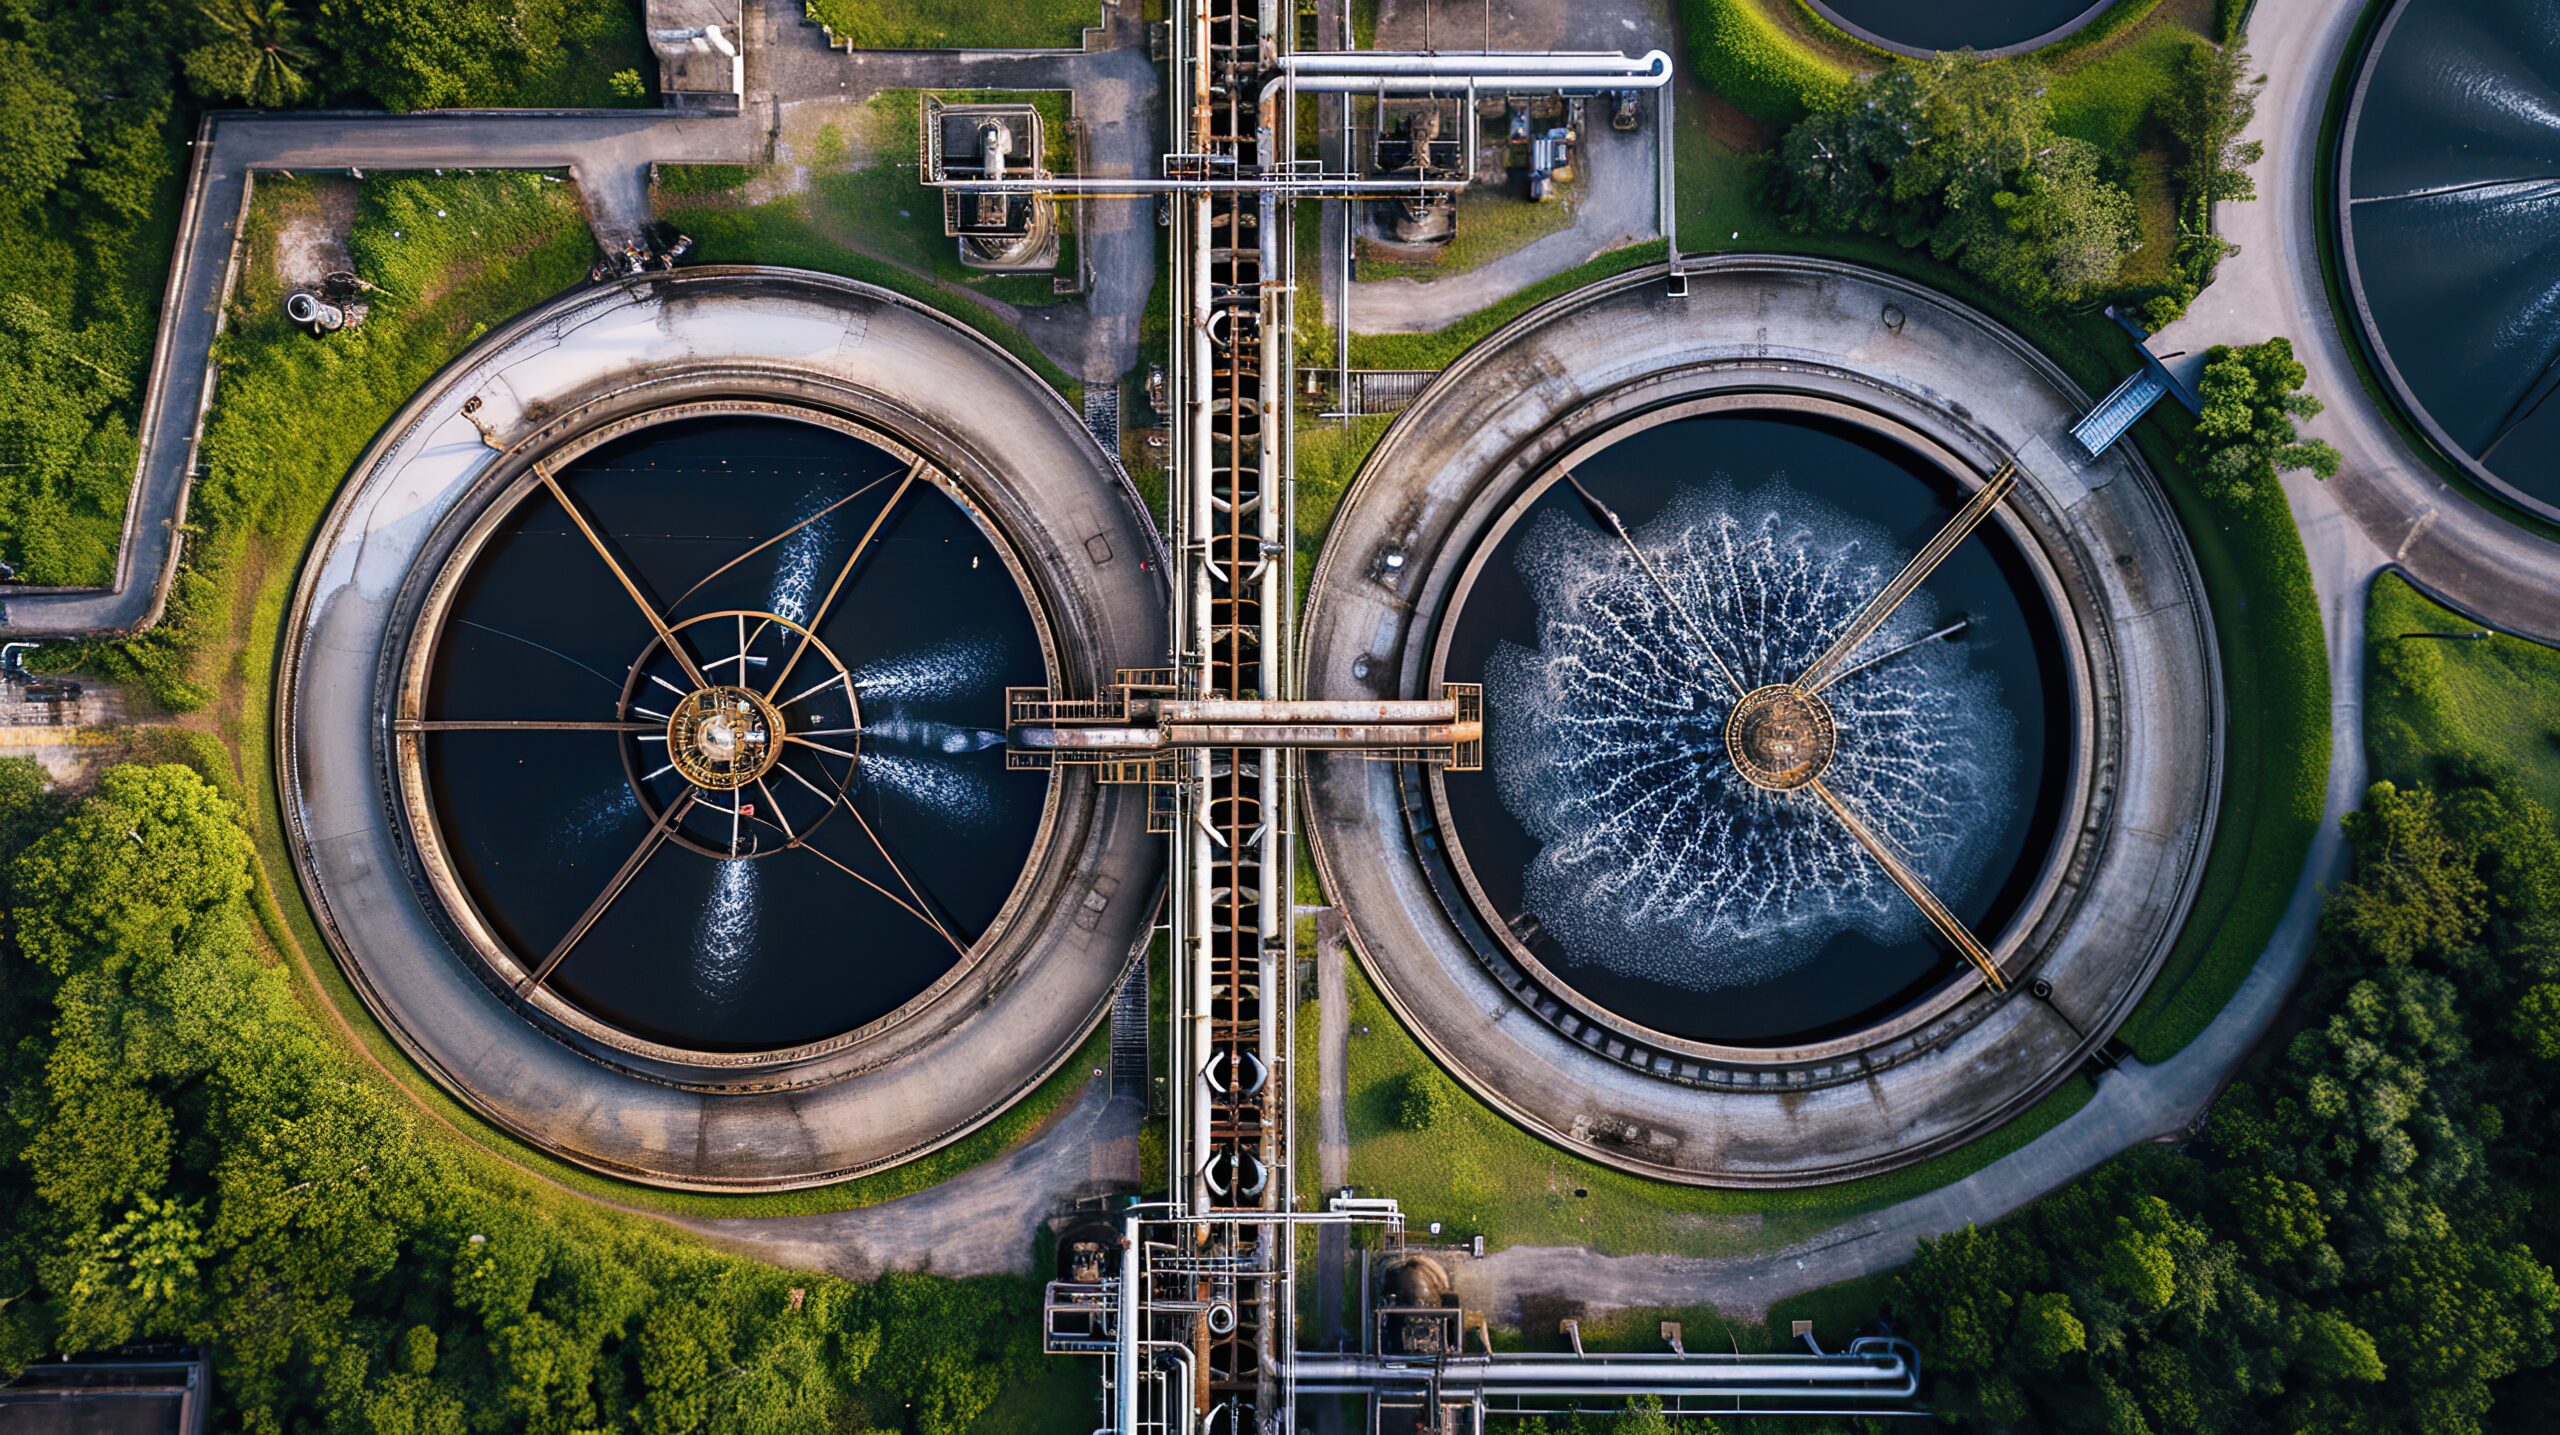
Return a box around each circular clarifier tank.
[283,270,1166,1188]
[409,411,1049,1055]
[1428,406,2071,1050]
[1299,258,2219,1184]
[2340,0,2560,520]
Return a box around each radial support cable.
[523,788,697,990]
[1562,470,1748,696]
[538,464,710,691]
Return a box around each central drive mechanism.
[1725,684,1837,791]
[666,685,786,790]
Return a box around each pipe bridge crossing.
[990,13,1921,1432]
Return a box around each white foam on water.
[853,637,1004,703]
[859,750,994,821]
[865,716,1008,754]
[768,491,835,624]
[556,783,641,851]
[693,857,755,998]
[1486,481,2015,992]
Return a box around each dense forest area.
[0,0,640,586]
[1894,769,2560,1431]
[0,758,1061,1432]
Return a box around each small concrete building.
[0,1352,212,1434]
[644,0,744,111]
[927,98,1059,273]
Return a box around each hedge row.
[1676,0,1859,125]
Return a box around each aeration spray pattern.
[1489,483,2013,992]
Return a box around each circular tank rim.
[1417,389,2091,1065]
[277,266,1168,1190]
[1299,254,2221,1186]
[2333,0,2560,525]
[1800,0,2120,60]
[389,398,1066,1068]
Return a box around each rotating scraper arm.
[1807,777,2007,991]
[1560,470,1749,698]
[1795,463,2016,694]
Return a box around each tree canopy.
[1894,775,2560,1431]
[0,764,1055,1431]
[0,0,639,584]
[1769,53,2143,310]
[2183,336,2342,505]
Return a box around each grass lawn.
[801,91,1081,311]
[1336,963,2094,1257]
[511,0,657,108]
[806,0,1098,51]
[1355,184,1579,282]
[2367,574,2560,814]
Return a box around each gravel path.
[673,1081,1140,1279]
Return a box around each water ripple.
[1487,482,2014,992]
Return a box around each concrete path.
[1445,0,2560,1325]
[1314,909,1352,1345]
[2148,0,2560,644]
[3,0,1164,637]
[805,19,1163,382]
[1310,0,1669,336]
[675,1082,1142,1279]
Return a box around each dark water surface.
[421,415,1047,1051]
[2345,0,2560,511]
[1809,0,2100,53]
[1435,412,2070,1047]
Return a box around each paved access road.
[1448,466,2375,1322]
[676,1083,1141,1279]
[2151,0,2560,644]
[1448,0,2560,1327]
[0,109,751,641]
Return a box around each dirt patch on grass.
[1693,85,1779,153]
[266,177,358,296]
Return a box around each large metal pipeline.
[927,50,1674,197]
[1016,722,1480,751]
[1276,48,1671,78]
[1288,1351,1918,1400]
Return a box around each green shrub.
[2182,337,2341,506]
[1676,0,1858,125]
[805,0,1097,51]
[0,763,1056,1426]
[63,173,593,708]
[1392,1069,1454,1131]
